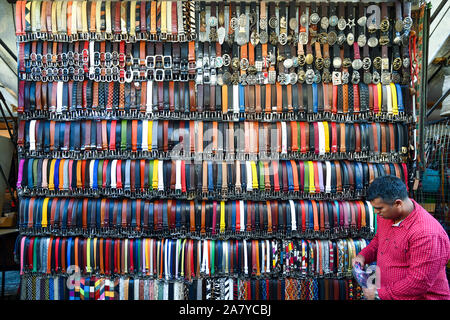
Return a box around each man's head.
[366,175,410,220]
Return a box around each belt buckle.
[139,70,148,81]
[163,56,172,69]
[150,70,164,84]
[164,69,173,81]
[160,33,167,41]
[145,56,155,69]
[154,54,164,69]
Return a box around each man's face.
[370,197,402,220]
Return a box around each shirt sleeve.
[378,233,449,300]
[358,230,378,264]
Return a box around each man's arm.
[357,225,379,264]
[378,233,449,300]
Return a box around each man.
[353,175,450,300]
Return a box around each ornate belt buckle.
[379,35,390,46]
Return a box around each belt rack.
[15,0,416,301]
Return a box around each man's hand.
[352,254,365,267]
[363,287,377,300]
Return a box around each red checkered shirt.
[360,199,450,300]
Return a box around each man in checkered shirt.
[353,175,450,300]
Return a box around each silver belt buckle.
[146,55,155,69]
[163,56,172,69]
[154,69,164,81]
[154,54,164,69]
[164,69,173,81]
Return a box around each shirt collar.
[391,199,420,229]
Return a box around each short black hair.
[366,175,408,205]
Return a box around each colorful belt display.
[17,158,408,200]
[18,198,376,239]
[17,81,411,123]
[18,119,409,163]
[16,0,415,301]
[19,274,363,300]
[16,235,368,280]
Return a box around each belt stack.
[15,0,415,301]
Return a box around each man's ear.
[394,199,403,208]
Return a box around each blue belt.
[70,82,77,112]
[239,84,245,113]
[355,162,363,191]
[162,201,168,230]
[36,198,43,229]
[240,162,247,191]
[71,122,80,151]
[231,201,236,233]
[127,200,135,229]
[62,199,70,230]
[86,199,93,230]
[59,122,65,151]
[54,122,61,151]
[95,199,101,229]
[312,82,318,113]
[124,160,131,191]
[66,237,73,271]
[217,240,223,274]
[171,239,176,279]
[286,202,292,233]
[19,198,26,229]
[81,121,87,150]
[23,82,30,113]
[396,84,404,112]
[342,161,349,190]
[307,200,314,232]
[286,161,294,191]
[35,121,43,151]
[334,201,340,229]
[175,201,181,229]
[207,161,214,192]
[243,201,248,231]
[29,82,36,111]
[62,82,69,111]
[167,121,173,151]
[116,200,122,229]
[92,160,99,189]
[54,159,61,191]
[27,159,34,189]
[148,202,154,231]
